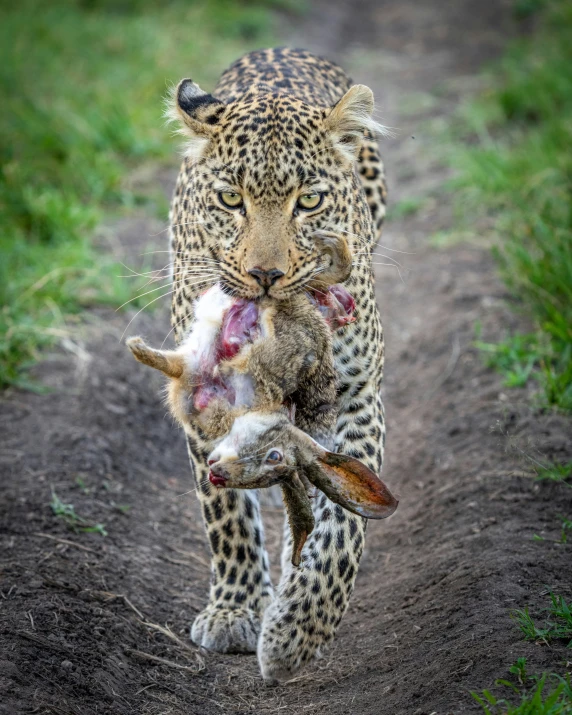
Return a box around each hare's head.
[206,411,297,489]
[207,412,398,520]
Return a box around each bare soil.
[1,1,571,713]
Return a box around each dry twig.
[87,589,205,670]
[126,649,203,673]
[34,532,97,553]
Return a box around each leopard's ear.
[324,84,385,163]
[126,337,184,379]
[165,79,227,156]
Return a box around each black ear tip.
[177,79,198,106]
[176,79,223,120]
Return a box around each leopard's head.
[168,79,382,300]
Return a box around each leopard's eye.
[297,193,323,211]
[265,449,283,465]
[219,191,243,209]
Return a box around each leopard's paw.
[191,605,261,654]
[257,593,335,683]
[257,608,305,683]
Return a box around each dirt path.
[1,2,571,714]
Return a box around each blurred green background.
[448,0,572,411]
[0,0,294,388]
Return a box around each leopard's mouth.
[219,271,310,301]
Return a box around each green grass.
[474,333,543,389]
[387,196,427,220]
[472,662,572,715]
[0,0,286,389]
[534,515,572,543]
[443,0,572,410]
[472,590,572,712]
[535,462,572,488]
[50,489,107,536]
[512,592,572,648]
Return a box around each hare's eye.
[265,449,283,464]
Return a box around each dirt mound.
[1,1,571,713]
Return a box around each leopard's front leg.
[257,313,386,681]
[188,439,274,653]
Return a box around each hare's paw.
[191,605,261,654]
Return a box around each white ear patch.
[326,84,390,163]
[163,83,210,160]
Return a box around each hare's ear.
[297,434,398,518]
[165,79,226,156]
[313,451,397,519]
[126,337,184,379]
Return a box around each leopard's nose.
[248,267,284,288]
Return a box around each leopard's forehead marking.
[169,45,385,341]
[203,92,339,200]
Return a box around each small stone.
[60,660,74,671]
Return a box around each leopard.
[166,47,389,682]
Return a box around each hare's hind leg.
[188,439,274,654]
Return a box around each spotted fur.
[167,47,388,681]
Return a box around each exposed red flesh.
[329,285,356,319]
[309,284,356,328]
[192,284,355,413]
[193,379,236,411]
[219,300,260,360]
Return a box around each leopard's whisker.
[115,282,174,312]
[352,258,406,283]
[119,288,174,341]
[354,250,403,267]
[119,276,217,340]
[148,220,207,237]
[339,228,416,255]
[116,272,219,312]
